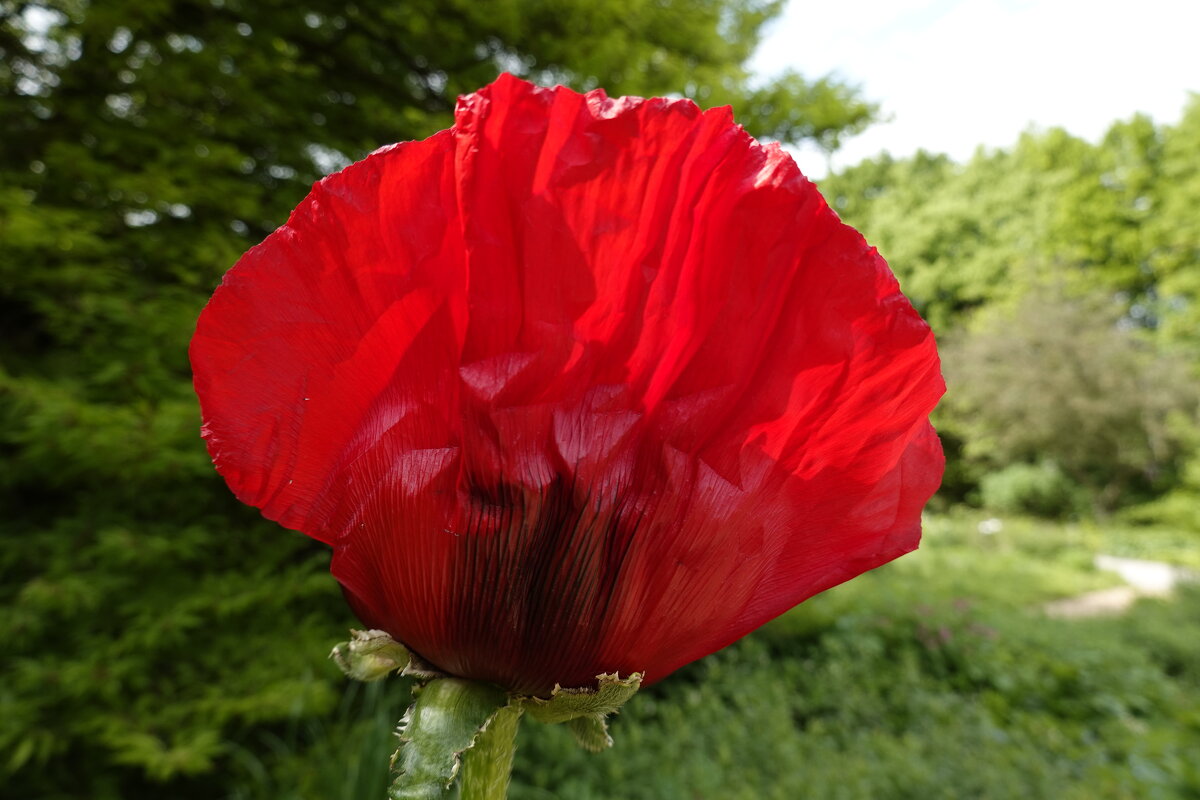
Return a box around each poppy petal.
[192,130,466,542]
[192,75,944,695]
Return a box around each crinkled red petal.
[191,73,945,695]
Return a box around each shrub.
[941,291,1200,514]
[979,461,1084,518]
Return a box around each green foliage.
[223,680,410,800]
[1126,394,1200,530]
[738,69,877,153]
[822,100,1200,339]
[1146,95,1200,347]
[941,291,1199,514]
[979,461,1084,518]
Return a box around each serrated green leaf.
[521,672,642,725]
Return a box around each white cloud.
[751,0,1200,177]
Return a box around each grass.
[226,512,1200,800]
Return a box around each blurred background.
[1,1,1197,798]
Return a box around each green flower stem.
[459,704,524,800]
[388,678,508,800]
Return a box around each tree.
[822,109,1200,515]
[0,2,879,797]
[1148,94,1200,347]
[940,290,1199,514]
[820,120,1182,335]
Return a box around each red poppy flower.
[191,74,944,696]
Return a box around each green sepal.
[519,672,641,752]
[521,672,642,724]
[565,713,612,752]
[330,629,441,682]
[389,678,508,800]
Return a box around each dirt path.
[1043,555,1195,619]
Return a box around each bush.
[979,461,1084,518]
[941,291,1200,514]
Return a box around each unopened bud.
[330,629,413,682]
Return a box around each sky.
[751,0,1200,178]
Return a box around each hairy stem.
[459,704,524,800]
